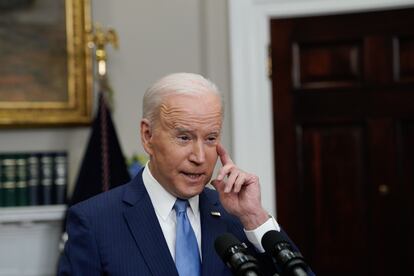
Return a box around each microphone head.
[261,230,289,254]
[214,233,241,260]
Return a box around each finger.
[211,180,232,199]
[233,173,246,193]
[225,169,239,193]
[217,144,234,166]
[216,163,235,181]
[210,179,224,192]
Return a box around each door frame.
[227,0,414,216]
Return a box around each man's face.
[141,93,222,199]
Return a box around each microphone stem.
[244,270,259,276]
[291,267,307,276]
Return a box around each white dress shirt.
[142,164,280,261]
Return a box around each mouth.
[181,172,205,181]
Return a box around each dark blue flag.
[69,91,131,206]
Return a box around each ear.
[140,119,153,156]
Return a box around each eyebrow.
[175,127,194,133]
[208,131,220,136]
[174,127,220,135]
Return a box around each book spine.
[40,154,54,205]
[1,154,17,207]
[54,152,67,205]
[27,154,41,206]
[15,154,29,206]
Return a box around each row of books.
[0,152,67,207]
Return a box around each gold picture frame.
[0,0,92,127]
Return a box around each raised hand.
[211,144,269,230]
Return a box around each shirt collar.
[142,162,200,221]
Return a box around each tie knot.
[174,198,189,213]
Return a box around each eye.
[177,135,191,142]
[206,135,218,144]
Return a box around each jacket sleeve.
[57,206,102,275]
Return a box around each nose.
[189,140,206,164]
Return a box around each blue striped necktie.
[174,198,201,276]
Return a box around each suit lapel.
[122,173,178,276]
[199,190,228,276]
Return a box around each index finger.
[217,143,234,166]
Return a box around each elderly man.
[58,73,312,275]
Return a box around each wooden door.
[271,8,414,276]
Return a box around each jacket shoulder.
[69,181,130,218]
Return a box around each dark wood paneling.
[272,19,302,245]
[398,121,414,275]
[364,36,394,84]
[271,7,414,276]
[396,36,414,81]
[299,125,369,275]
[366,119,400,275]
[293,41,362,89]
[295,89,414,121]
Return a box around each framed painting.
[0,0,92,127]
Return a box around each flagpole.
[88,23,119,191]
[88,23,119,109]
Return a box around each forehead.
[159,93,222,130]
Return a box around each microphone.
[261,230,308,276]
[214,233,262,276]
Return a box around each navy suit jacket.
[58,170,307,276]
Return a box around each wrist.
[239,209,269,230]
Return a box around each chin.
[178,185,205,199]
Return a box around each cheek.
[206,147,218,162]
[163,144,191,163]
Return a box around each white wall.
[0,0,232,195]
[93,0,232,159]
[94,0,203,156]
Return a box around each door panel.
[398,121,414,274]
[300,125,369,275]
[397,36,414,81]
[292,40,362,88]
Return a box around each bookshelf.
[0,152,68,208]
[0,205,66,276]
[0,205,65,223]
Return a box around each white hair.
[142,73,223,123]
